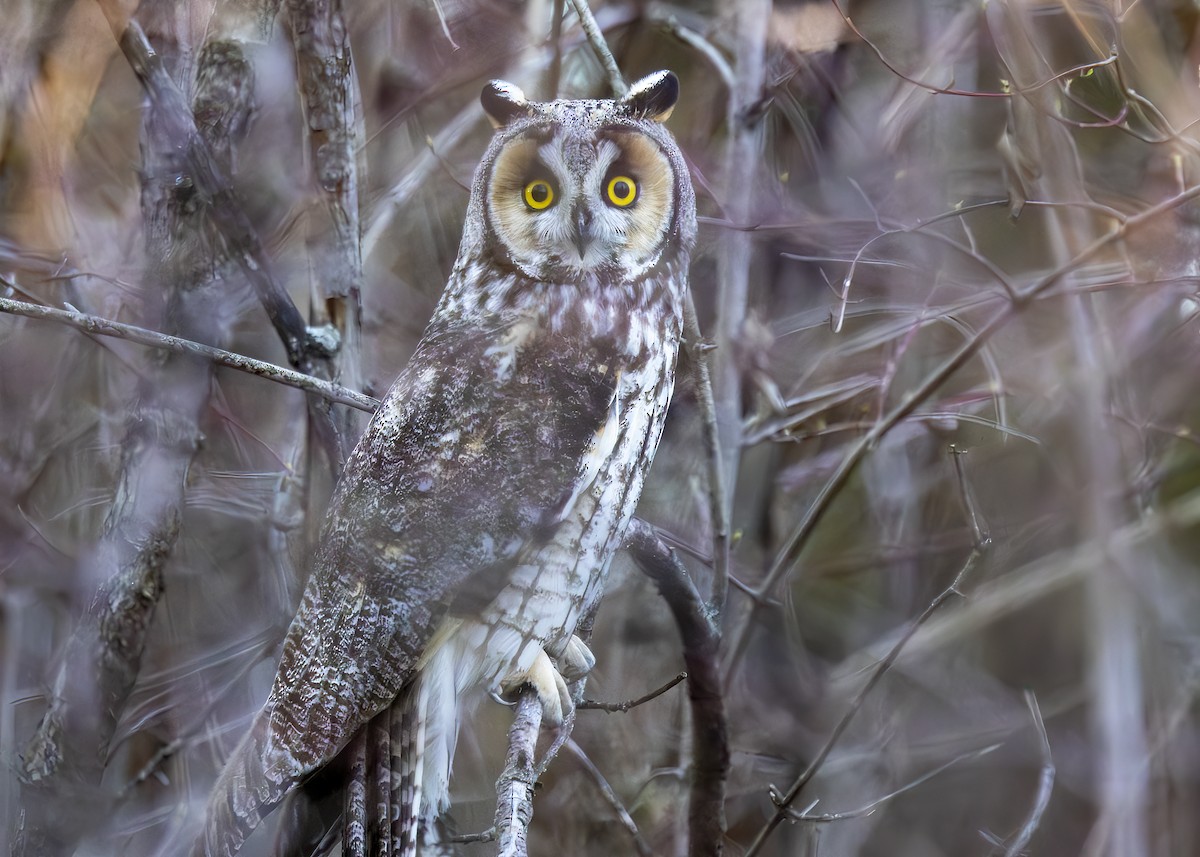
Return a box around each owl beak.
[572,205,595,260]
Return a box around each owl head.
[465,71,696,286]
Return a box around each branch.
[1002,692,1054,857]
[566,0,626,96]
[95,11,308,367]
[563,740,654,857]
[493,688,543,857]
[94,8,347,468]
[14,18,265,852]
[783,742,1000,823]
[707,0,768,649]
[626,519,727,857]
[682,294,731,616]
[0,296,380,412]
[288,0,368,450]
[578,671,687,713]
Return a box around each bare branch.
[625,520,727,857]
[655,15,734,93]
[493,688,543,857]
[682,294,731,616]
[288,0,368,449]
[1002,692,1054,857]
[0,295,380,412]
[93,12,306,368]
[784,743,1001,823]
[563,740,654,857]
[13,17,263,851]
[722,174,1200,681]
[578,671,687,713]
[566,0,626,96]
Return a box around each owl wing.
[192,320,620,856]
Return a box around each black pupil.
[613,180,631,199]
[530,183,549,203]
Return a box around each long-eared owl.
[191,70,696,856]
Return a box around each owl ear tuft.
[620,71,679,122]
[482,80,532,128]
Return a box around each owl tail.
[266,684,428,857]
[392,679,428,857]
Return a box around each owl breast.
[413,274,682,816]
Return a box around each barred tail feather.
[391,681,427,857]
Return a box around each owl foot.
[499,649,573,725]
[552,634,596,682]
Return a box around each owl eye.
[605,175,638,208]
[523,179,555,210]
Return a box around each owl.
[190,69,696,856]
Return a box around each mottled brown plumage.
[190,70,695,856]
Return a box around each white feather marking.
[483,316,537,383]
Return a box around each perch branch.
[493,688,543,857]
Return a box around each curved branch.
[626,519,728,857]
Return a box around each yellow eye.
[605,175,638,207]
[523,179,555,210]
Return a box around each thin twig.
[447,829,497,845]
[566,0,626,96]
[742,545,987,856]
[683,293,731,617]
[1003,692,1054,857]
[783,743,1001,823]
[656,15,735,93]
[564,740,654,857]
[0,296,380,413]
[579,672,688,713]
[950,445,990,547]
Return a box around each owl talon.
[499,649,573,725]
[555,635,596,682]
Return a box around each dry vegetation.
[4,1,1200,855]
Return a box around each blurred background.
[4,0,1200,855]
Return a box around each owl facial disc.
[478,72,685,284]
